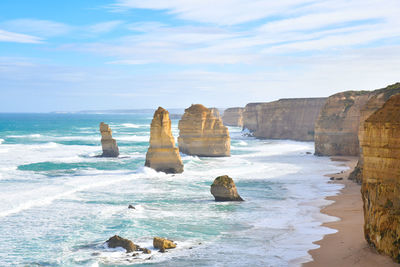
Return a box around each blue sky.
[0,0,399,112]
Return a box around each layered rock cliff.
[222,107,244,127]
[361,93,400,263]
[100,122,119,157]
[242,98,327,141]
[315,83,400,157]
[350,83,400,183]
[209,108,221,119]
[145,107,183,173]
[178,104,230,157]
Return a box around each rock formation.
[106,235,137,252]
[314,83,400,157]
[145,107,183,174]
[242,98,326,141]
[209,107,221,119]
[361,93,400,263]
[153,237,176,250]
[210,175,243,201]
[222,107,244,127]
[178,104,230,157]
[99,122,119,157]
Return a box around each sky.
[0,0,399,112]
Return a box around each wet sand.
[303,156,399,267]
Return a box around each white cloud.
[87,20,123,34]
[0,29,42,43]
[111,0,311,25]
[1,19,72,37]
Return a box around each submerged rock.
[106,235,137,253]
[210,175,243,201]
[153,237,176,250]
[178,104,230,157]
[361,93,400,263]
[99,122,119,157]
[145,107,184,173]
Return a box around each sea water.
[0,113,345,267]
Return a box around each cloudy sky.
[1,0,399,112]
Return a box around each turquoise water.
[0,113,345,266]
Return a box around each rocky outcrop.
[315,83,400,157]
[178,104,230,157]
[210,175,243,201]
[242,98,326,141]
[145,107,183,174]
[222,107,244,127]
[106,235,137,252]
[209,108,221,119]
[361,93,400,263]
[153,237,176,250]
[100,122,119,157]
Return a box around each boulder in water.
[106,235,137,253]
[210,175,243,201]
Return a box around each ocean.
[0,113,345,267]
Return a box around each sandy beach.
[303,156,399,267]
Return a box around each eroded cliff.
[315,83,400,157]
[178,104,230,157]
[145,107,183,173]
[361,93,400,263]
[242,98,326,141]
[222,107,244,127]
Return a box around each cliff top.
[185,104,209,113]
[366,93,400,123]
[246,97,327,107]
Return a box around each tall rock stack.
[145,107,184,173]
[222,107,244,127]
[99,122,119,157]
[361,93,400,263]
[178,104,230,157]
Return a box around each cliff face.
[315,83,400,157]
[242,98,327,141]
[209,108,221,119]
[222,107,244,127]
[145,107,183,173]
[100,122,119,157]
[361,93,400,263]
[178,104,230,157]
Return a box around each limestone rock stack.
[145,107,183,174]
[242,98,326,141]
[361,93,400,263]
[209,108,221,119]
[178,104,230,157]
[314,83,400,157]
[222,107,244,127]
[99,122,119,157]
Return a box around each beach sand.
[303,156,399,267]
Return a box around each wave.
[117,135,149,142]
[120,123,146,128]
[0,138,3,144]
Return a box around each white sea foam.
[120,123,145,128]
[117,135,149,142]
[0,138,4,144]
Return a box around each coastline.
[303,156,399,267]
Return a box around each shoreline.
[303,156,399,267]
